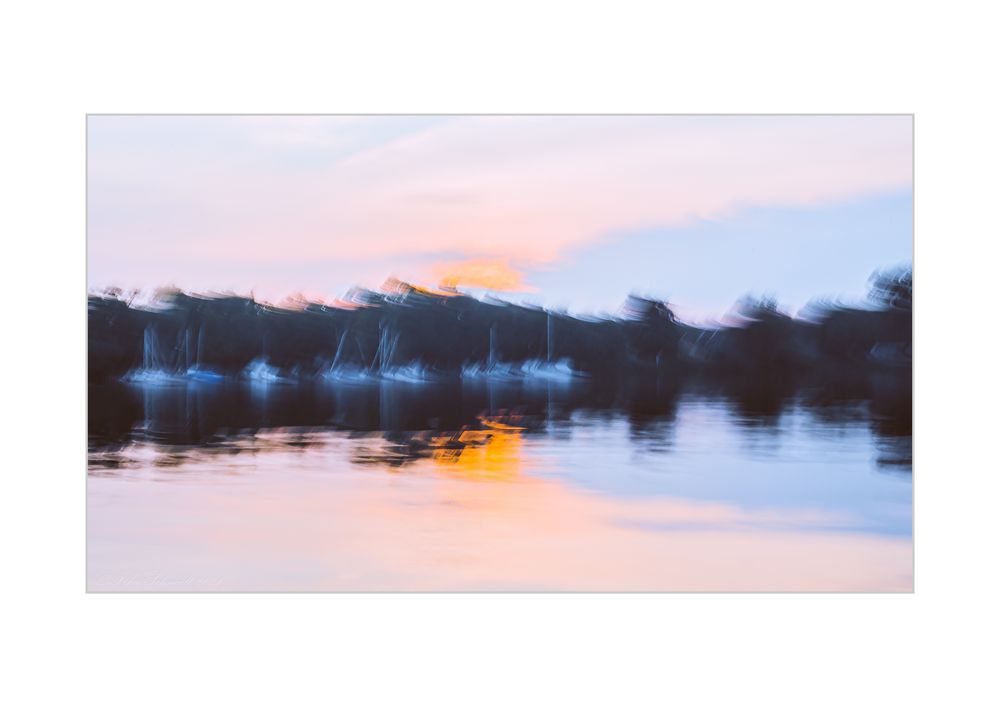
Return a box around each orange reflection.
[431,418,525,481]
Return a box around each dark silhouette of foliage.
[88,268,912,404]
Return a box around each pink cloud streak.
[87,115,912,298]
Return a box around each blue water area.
[87,377,911,591]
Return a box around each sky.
[87,115,912,319]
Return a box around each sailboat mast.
[143,326,152,369]
[546,313,553,363]
[332,330,348,369]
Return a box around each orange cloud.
[432,258,535,292]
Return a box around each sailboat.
[327,320,441,384]
[126,322,227,384]
[462,323,525,381]
[519,311,584,382]
[374,320,442,383]
[242,327,295,384]
[324,329,373,382]
[187,324,225,383]
[242,358,291,384]
[184,324,225,382]
[125,325,188,384]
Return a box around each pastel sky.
[87,115,912,319]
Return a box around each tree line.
[88,267,912,389]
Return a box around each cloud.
[430,257,536,292]
[87,115,912,298]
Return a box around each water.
[87,376,912,591]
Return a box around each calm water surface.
[87,377,912,591]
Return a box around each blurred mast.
[546,312,553,363]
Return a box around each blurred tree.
[869,267,912,311]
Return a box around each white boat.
[380,362,445,383]
[185,365,226,383]
[326,322,445,384]
[461,324,528,382]
[123,368,188,385]
[324,364,374,383]
[520,313,585,382]
[241,357,294,384]
[125,325,224,384]
[461,315,586,383]
[519,357,584,382]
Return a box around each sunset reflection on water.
[432,417,526,482]
[88,381,911,592]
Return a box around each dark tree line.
[88,268,912,391]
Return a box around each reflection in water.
[88,376,911,591]
[432,419,525,481]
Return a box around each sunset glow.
[432,258,535,293]
[87,115,912,594]
[87,115,912,313]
